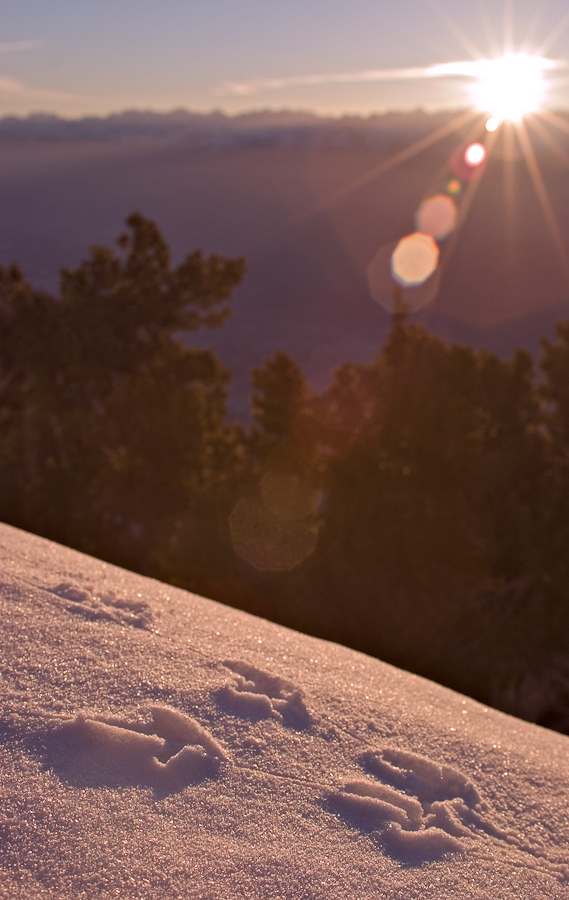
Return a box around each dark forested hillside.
[1,215,569,735]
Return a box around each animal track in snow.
[52,705,228,790]
[51,582,153,629]
[219,660,312,728]
[333,747,490,860]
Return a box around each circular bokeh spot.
[391,233,440,286]
[229,497,319,572]
[465,142,486,166]
[261,470,320,521]
[367,240,441,313]
[450,142,488,181]
[446,179,462,195]
[415,194,457,241]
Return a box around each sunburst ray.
[503,0,515,52]
[537,8,569,56]
[520,4,548,52]
[526,114,569,170]
[535,107,569,139]
[477,0,501,58]
[502,122,517,280]
[294,109,481,225]
[429,0,484,60]
[515,118,569,280]
[438,128,500,278]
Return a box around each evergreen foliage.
[1,219,568,732]
[0,214,246,569]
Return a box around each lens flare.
[416,194,457,240]
[391,233,440,286]
[358,16,567,324]
[450,142,488,181]
[465,143,486,166]
[367,241,441,313]
[229,497,319,572]
[261,470,320,521]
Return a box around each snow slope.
[0,521,568,899]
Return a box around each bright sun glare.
[365,37,569,315]
[283,3,569,316]
[470,53,550,124]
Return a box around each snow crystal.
[0,522,568,899]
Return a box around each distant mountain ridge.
[0,108,463,146]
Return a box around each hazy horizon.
[0,105,470,123]
[3,1,569,119]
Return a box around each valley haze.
[2,109,569,415]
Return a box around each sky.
[3,0,569,118]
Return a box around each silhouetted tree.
[0,213,245,568]
[311,319,557,702]
[1,222,568,733]
[250,351,307,449]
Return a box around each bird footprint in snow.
[333,747,489,860]
[218,660,312,728]
[51,705,228,790]
[51,582,153,629]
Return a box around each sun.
[288,5,569,315]
[363,39,569,314]
[470,53,552,125]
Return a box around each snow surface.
[0,521,568,899]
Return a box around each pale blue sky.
[2,0,569,117]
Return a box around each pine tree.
[0,213,246,567]
[250,351,307,449]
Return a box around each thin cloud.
[216,65,461,96]
[0,76,75,103]
[216,58,565,96]
[0,40,42,54]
